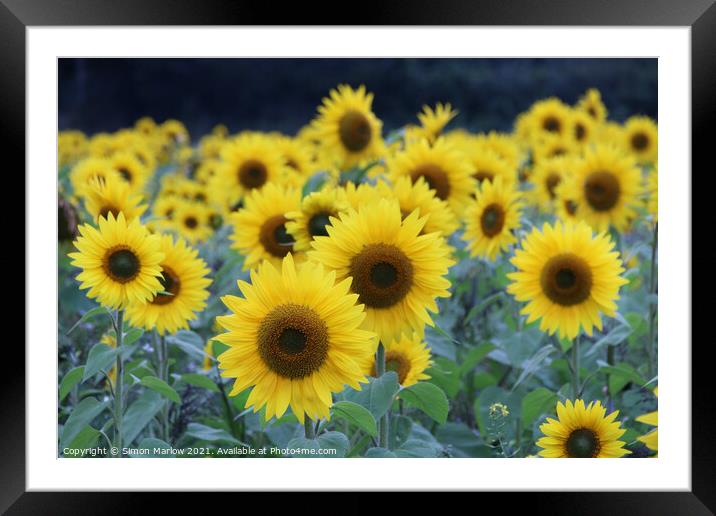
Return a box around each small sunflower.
[312,84,385,169]
[160,119,189,146]
[537,399,630,458]
[275,136,316,178]
[215,254,377,423]
[416,103,458,142]
[388,138,474,216]
[527,98,572,139]
[285,187,349,252]
[507,220,627,340]
[69,212,165,309]
[464,146,517,189]
[531,134,576,164]
[82,175,147,223]
[173,201,213,244]
[340,181,385,211]
[110,152,150,193]
[217,134,286,198]
[570,109,596,147]
[473,132,523,171]
[309,199,454,344]
[377,176,459,237]
[561,145,642,232]
[576,88,608,123]
[125,235,212,335]
[554,187,581,224]
[462,177,522,261]
[636,387,658,456]
[369,333,432,387]
[528,156,575,210]
[623,116,658,164]
[230,183,302,271]
[69,157,123,196]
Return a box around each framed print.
[5,0,711,511]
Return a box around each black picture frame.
[5,0,709,512]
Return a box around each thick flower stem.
[159,334,170,443]
[304,417,315,439]
[646,222,658,379]
[376,343,390,448]
[113,309,125,456]
[571,336,580,399]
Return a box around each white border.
[28,27,690,490]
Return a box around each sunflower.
[135,117,157,137]
[173,201,213,244]
[160,119,189,146]
[312,84,385,169]
[68,212,165,309]
[58,130,88,166]
[125,235,212,335]
[528,156,575,210]
[576,88,608,124]
[368,333,432,387]
[388,138,474,216]
[464,146,517,189]
[340,180,385,211]
[214,253,376,423]
[82,175,147,223]
[531,134,576,164]
[561,145,642,232]
[473,131,523,171]
[416,103,458,142]
[69,157,123,196]
[647,166,658,221]
[554,187,581,224]
[275,136,316,178]
[108,152,150,194]
[230,183,302,271]
[217,134,286,199]
[570,109,596,147]
[536,399,630,458]
[623,116,658,164]
[527,98,572,139]
[462,177,522,261]
[377,176,459,236]
[285,187,349,252]
[309,199,454,344]
[507,221,627,340]
[636,387,658,456]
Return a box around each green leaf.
[344,371,400,420]
[136,438,173,457]
[521,387,558,427]
[331,401,378,437]
[66,306,110,335]
[82,343,118,382]
[436,422,491,457]
[122,390,164,445]
[601,363,645,395]
[426,358,461,398]
[140,376,181,403]
[168,330,207,361]
[123,328,144,346]
[364,447,397,458]
[185,422,244,445]
[465,292,505,323]
[179,373,219,393]
[458,343,496,377]
[60,397,109,449]
[287,431,349,458]
[399,382,449,424]
[64,426,101,454]
[512,344,555,390]
[59,366,85,402]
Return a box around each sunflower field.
[57,85,658,459]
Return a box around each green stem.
[376,343,390,448]
[571,336,580,399]
[646,222,658,379]
[113,310,125,456]
[304,417,315,439]
[160,334,170,443]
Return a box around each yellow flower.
[623,116,658,164]
[416,102,458,142]
[369,333,432,387]
[215,254,376,423]
[160,119,190,146]
[173,200,213,244]
[69,157,123,196]
[464,146,517,189]
[285,187,349,252]
[526,98,573,140]
[647,166,658,221]
[528,155,575,210]
[217,134,287,199]
[507,221,627,340]
[82,175,147,223]
[636,387,658,455]
[537,399,630,458]
[110,152,150,193]
[68,212,165,309]
[576,88,608,123]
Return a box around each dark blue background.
[59,58,657,138]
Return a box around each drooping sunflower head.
[537,399,630,458]
[312,84,385,168]
[462,177,523,261]
[82,174,147,223]
[309,199,454,344]
[125,234,212,335]
[369,333,432,387]
[507,220,628,340]
[215,253,377,423]
[622,116,658,164]
[576,88,608,123]
[561,145,642,233]
[230,182,302,271]
[285,187,349,252]
[68,212,165,309]
[388,137,474,216]
[69,157,123,197]
[377,176,459,237]
[172,200,213,244]
[218,134,286,198]
[416,102,458,143]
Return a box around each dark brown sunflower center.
[257,304,329,379]
[238,160,268,190]
[104,246,140,283]
[631,132,649,151]
[99,205,120,219]
[543,116,561,133]
[575,123,586,141]
[540,253,593,306]
[410,164,451,201]
[480,203,506,237]
[350,243,414,308]
[566,428,600,458]
[339,110,372,152]
[546,173,561,200]
[473,170,494,183]
[587,107,597,119]
[584,170,620,211]
[565,199,578,216]
[371,351,411,384]
[118,167,132,182]
[151,265,181,305]
[308,211,333,237]
[184,216,198,229]
[550,146,567,158]
[259,215,294,257]
[286,158,299,170]
[209,213,223,229]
